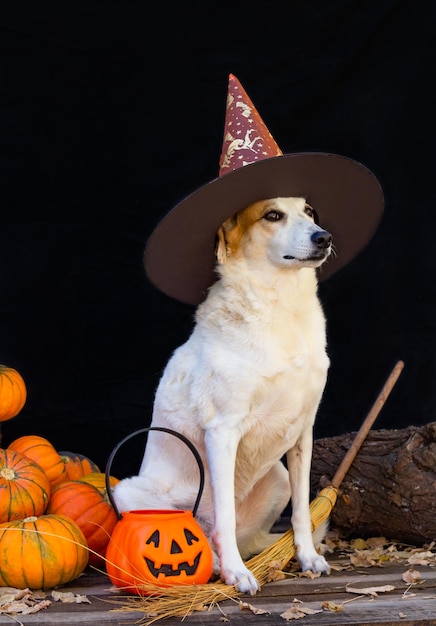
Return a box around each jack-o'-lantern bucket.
[105,427,214,593]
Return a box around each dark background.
[1,2,434,477]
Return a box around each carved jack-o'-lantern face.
[144,526,205,578]
[105,510,214,594]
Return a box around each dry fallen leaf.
[322,600,344,612]
[408,551,436,566]
[267,570,287,582]
[238,600,270,615]
[349,551,377,568]
[349,546,391,568]
[402,568,421,584]
[0,587,51,615]
[329,561,353,572]
[346,583,395,597]
[321,532,436,573]
[281,606,306,620]
[2,599,52,615]
[266,559,287,582]
[281,605,322,620]
[51,590,91,604]
[402,566,422,596]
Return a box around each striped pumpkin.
[0,514,88,589]
[8,435,66,487]
[46,480,117,565]
[0,365,27,422]
[0,448,50,522]
[58,451,100,481]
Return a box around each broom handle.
[330,359,404,489]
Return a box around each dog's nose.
[311,230,332,250]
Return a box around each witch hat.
[145,74,384,305]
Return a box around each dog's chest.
[220,297,329,460]
[243,345,328,427]
[230,352,327,485]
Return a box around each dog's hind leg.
[235,460,291,559]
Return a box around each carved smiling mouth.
[145,552,202,578]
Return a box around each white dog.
[114,196,332,594]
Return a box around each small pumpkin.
[80,472,120,495]
[0,365,27,422]
[0,448,50,522]
[0,514,88,589]
[58,451,100,481]
[8,435,66,487]
[46,480,117,565]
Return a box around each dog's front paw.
[298,551,331,575]
[221,564,260,595]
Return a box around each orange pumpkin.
[0,514,88,589]
[0,448,50,522]
[46,480,117,565]
[0,365,27,422]
[8,435,66,487]
[58,451,100,481]
[80,472,120,495]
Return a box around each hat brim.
[144,153,384,305]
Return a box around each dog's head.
[215,197,333,271]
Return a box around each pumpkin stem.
[0,468,15,480]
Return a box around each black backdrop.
[1,2,435,476]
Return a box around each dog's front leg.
[204,426,260,595]
[286,427,330,575]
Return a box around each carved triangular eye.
[184,528,199,545]
[170,540,183,554]
[146,530,160,547]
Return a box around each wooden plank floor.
[0,559,435,625]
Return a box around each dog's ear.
[215,215,238,264]
[215,225,228,264]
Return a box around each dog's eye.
[304,204,319,224]
[263,210,283,222]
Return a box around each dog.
[113,196,332,594]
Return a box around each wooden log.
[311,421,436,544]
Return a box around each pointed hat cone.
[219,74,282,175]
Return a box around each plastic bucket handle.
[105,427,205,520]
